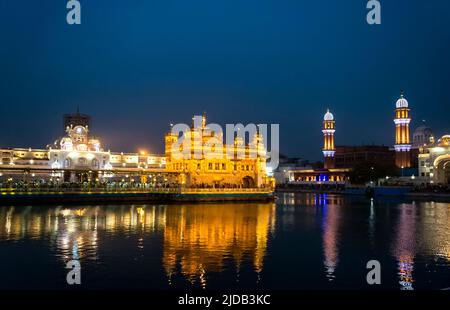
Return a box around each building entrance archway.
[434,155,450,184]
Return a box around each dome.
[412,124,434,147]
[324,109,334,121]
[439,135,450,146]
[396,94,408,108]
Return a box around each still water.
[0,193,449,290]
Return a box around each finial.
[400,90,404,98]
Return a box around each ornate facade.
[418,135,450,184]
[165,114,272,188]
[0,117,166,185]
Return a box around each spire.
[201,111,206,129]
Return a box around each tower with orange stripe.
[322,109,335,169]
[394,92,412,168]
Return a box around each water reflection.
[391,201,450,290]
[0,203,276,288]
[163,204,276,287]
[392,203,417,290]
[0,195,449,290]
[278,193,344,282]
[322,198,341,282]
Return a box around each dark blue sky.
[0,0,449,160]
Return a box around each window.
[222,163,226,170]
[215,163,220,170]
[208,163,212,170]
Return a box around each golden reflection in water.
[0,203,276,287]
[162,203,276,288]
[392,203,416,290]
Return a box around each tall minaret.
[323,109,336,169]
[394,92,412,168]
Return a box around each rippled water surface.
[0,193,449,290]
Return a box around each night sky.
[0,0,449,161]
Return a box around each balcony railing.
[0,186,274,195]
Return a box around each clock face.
[74,126,86,135]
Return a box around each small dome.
[396,94,408,108]
[413,124,434,147]
[324,109,334,121]
[439,135,450,146]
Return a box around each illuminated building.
[282,109,349,187]
[394,92,412,168]
[418,135,450,184]
[322,109,336,169]
[0,114,166,184]
[165,114,273,188]
[288,168,350,184]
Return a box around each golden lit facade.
[322,109,336,169]
[165,114,272,188]
[394,93,412,168]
